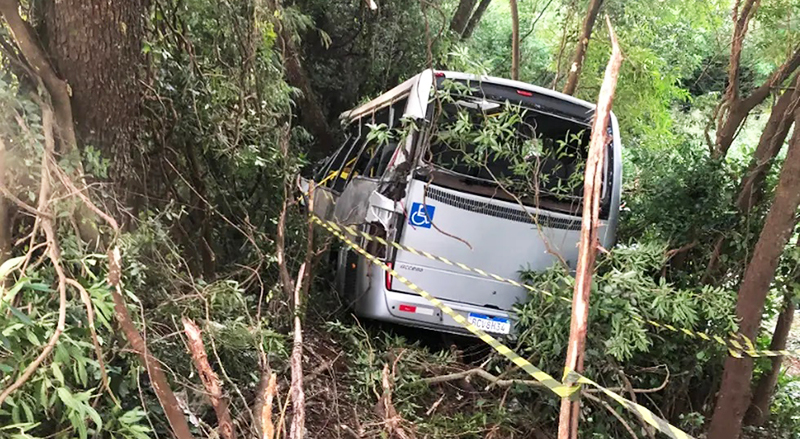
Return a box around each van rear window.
[427,99,592,203]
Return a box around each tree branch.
[183,318,235,439]
[0,0,77,152]
[0,104,66,408]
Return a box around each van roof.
[340,70,604,122]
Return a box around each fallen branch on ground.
[183,317,235,439]
[378,364,415,439]
[0,105,66,407]
[109,248,194,439]
[261,373,278,439]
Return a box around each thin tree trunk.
[0,0,77,153]
[561,0,604,96]
[736,74,800,212]
[558,17,622,439]
[510,0,520,80]
[273,2,334,158]
[450,0,477,36]
[461,0,491,39]
[707,102,800,439]
[0,138,9,275]
[745,288,797,426]
[713,46,800,159]
[705,75,799,281]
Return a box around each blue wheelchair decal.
[409,203,435,228]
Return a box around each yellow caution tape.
[312,216,577,398]
[311,214,694,439]
[316,216,795,359]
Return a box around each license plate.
[467,313,511,335]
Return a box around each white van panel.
[391,180,608,309]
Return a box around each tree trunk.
[745,289,797,426]
[736,74,799,212]
[713,46,800,159]
[0,138,9,276]
[461,0,491,39]
[274,3,334,158]
[450,0,477,36]
[558,18,622,439]
[707,103,800,439]
[38,0,146,172]
[704,75,799,281]
[510,0,520,81]
[562,0,604,96]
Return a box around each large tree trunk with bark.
[38,0,146,172]
[745,288,797,426]
[561,0,604,96]
[450,0,477,36]
[707,105,800,439]
[461,0,492,39]
[509,0,520,80]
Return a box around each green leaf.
[8,306,33,326]
[0,256,24,280]
[51,362,65,384]
[24,283,54,293]
[85,405,103,430]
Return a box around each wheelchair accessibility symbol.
[409,202,435,228]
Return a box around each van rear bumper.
[353,264,516,337]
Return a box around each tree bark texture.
[558,17,622,439]
[707,106,800,439]
[39,0,146,169]
[561,0,604,96]
[736,74,799,212]
[745,289,797,426]
[461,0,492,39]
[509,0,520,81]
[450,0,477,36]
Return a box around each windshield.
[426,98,591,203]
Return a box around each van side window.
[327,122,362,192]
[360,98,409,180]
[315,134,351,184]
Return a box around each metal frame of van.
[318,70,622,337]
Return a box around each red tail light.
[434,71,446,77]
[398,304,416,313]
[516,89,533,97]
[385,262,393,290]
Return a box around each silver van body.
[313,70,622,336]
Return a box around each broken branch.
[182,317,235,439]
